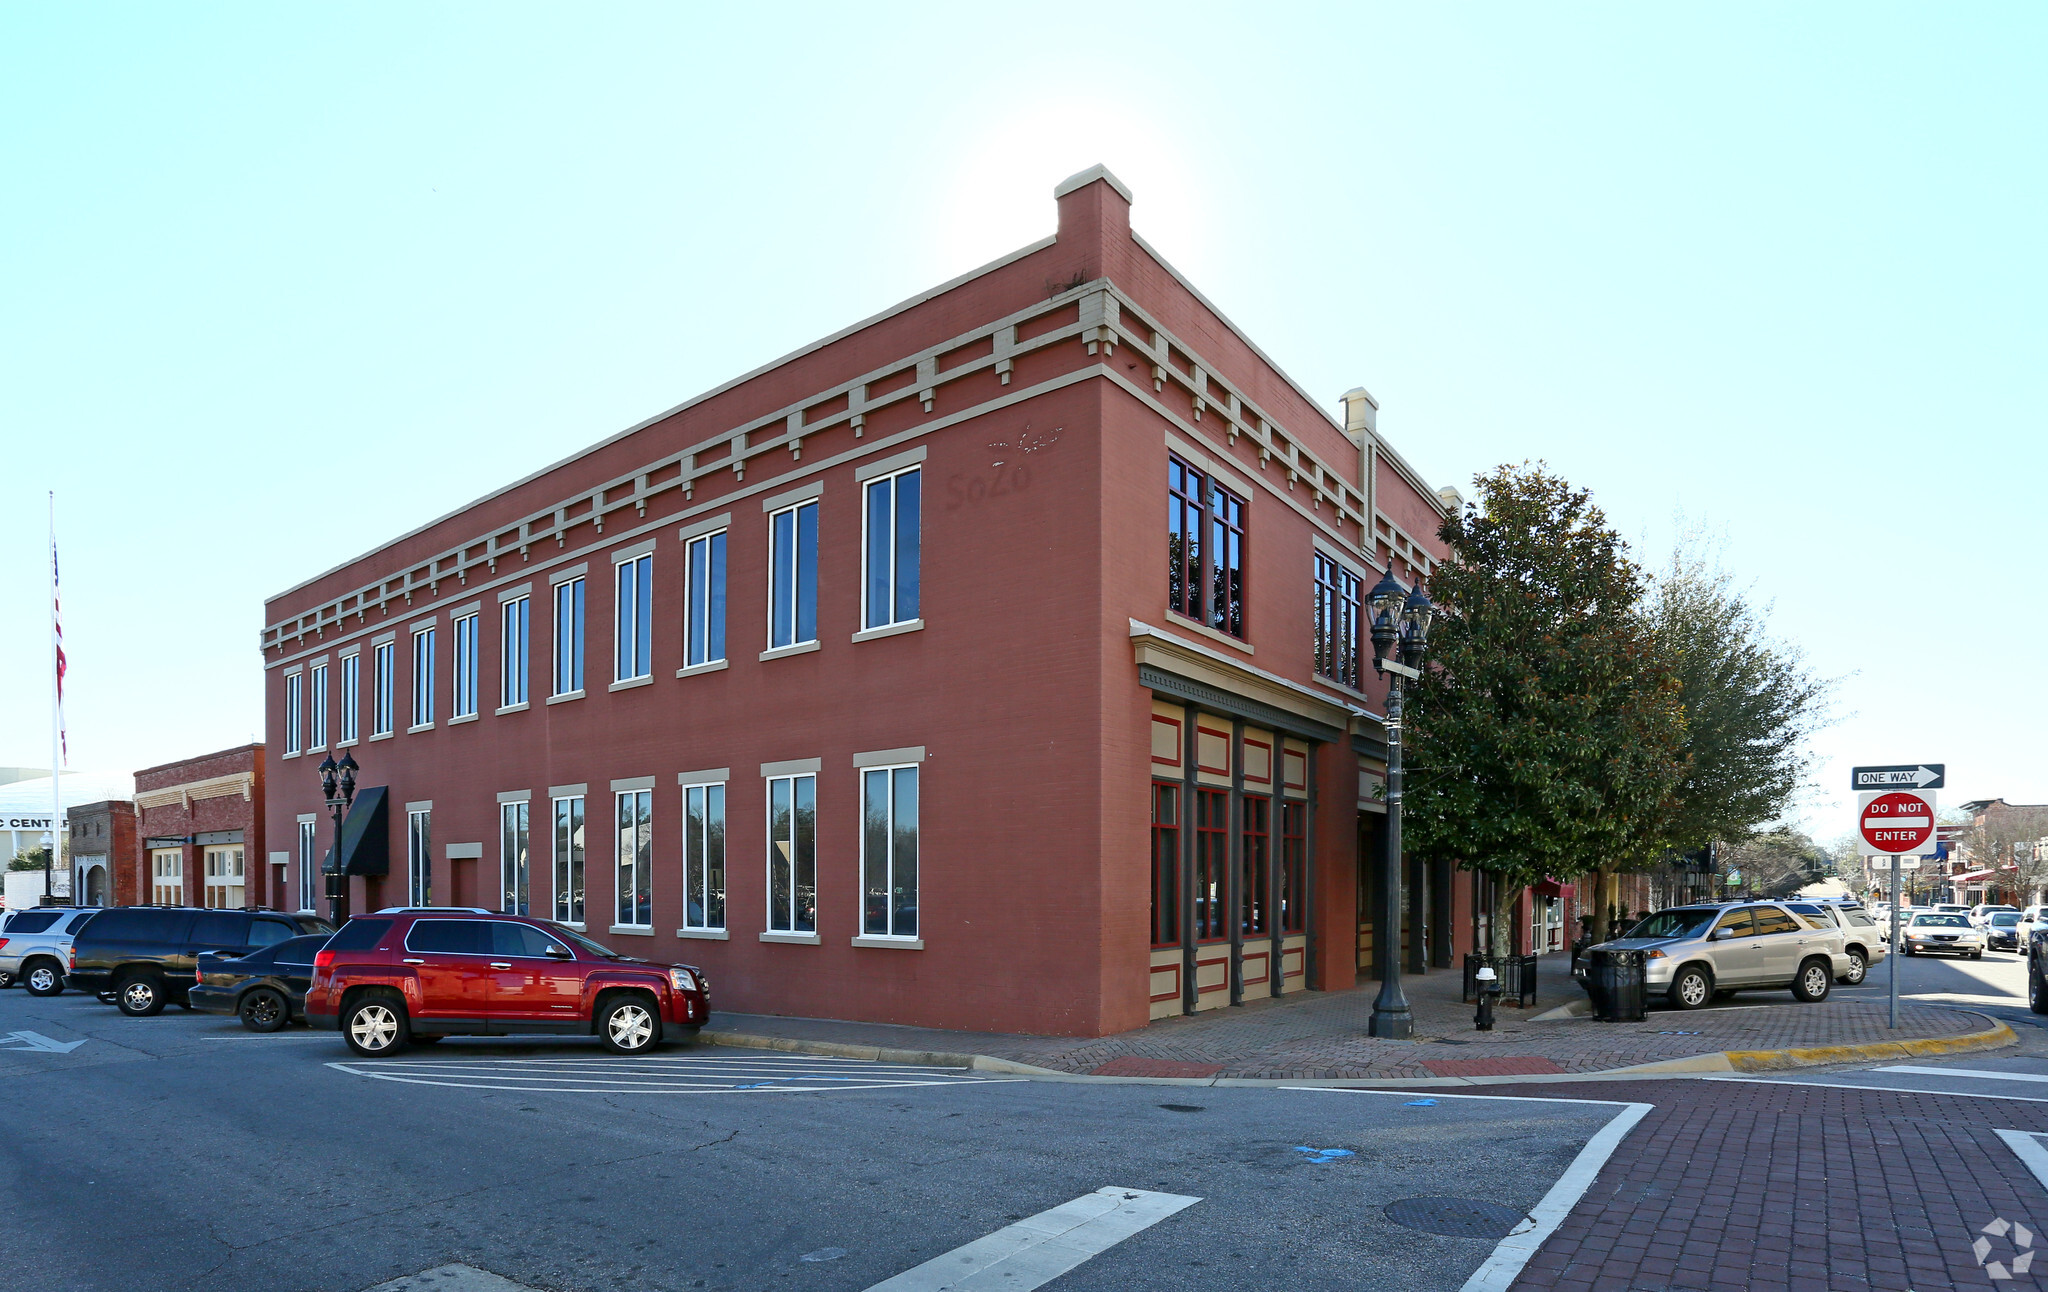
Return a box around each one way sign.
[1851,763,1945,791]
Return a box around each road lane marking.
[327,1053,1012,1095]
[860,1186,1199,1292]
[1702,1076,2048,1102]
[1458,1103,1652,1292]
[1997,1130,2048,1191]
[0,1030,86,1054]
[1876,1066,2048,1084]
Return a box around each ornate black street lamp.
[317,750,359,925]
[1366,569,1434,1039]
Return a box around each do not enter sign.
[1860,790,1936,855]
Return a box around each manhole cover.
[1383,1196,1526,1239]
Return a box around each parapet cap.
[1054,164,1133,204]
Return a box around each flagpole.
[48,491,62,901]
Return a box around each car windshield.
[1625,909,1717,940]
[548,924,622,959]
[1991,913,2023,926]
[1911,914,1970,928]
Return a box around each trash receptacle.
[1587,948,1648,1022]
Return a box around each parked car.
[0,907,100,995]
[1970,903,2021,928]
[1574,901,1847,1010]
[1933,904,1972,916]
[189,933,330,1031]
[1786,901,1887,983]
[307,911,709,1057]
[2018,906,2048,949]
[1986,911,2027,952]
[1900,912,1985,958]
[66,907,335,1016]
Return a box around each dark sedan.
[1987,911,2026,952]
[189,934,327,1031]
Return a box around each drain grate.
[1383,1196,1527,1239]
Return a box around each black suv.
[68,907,334,1016]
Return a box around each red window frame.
[1167,455,1248,640]
[1193,788,1229,941]
[1241,795,1270,936]
[1150,782,1181,948]
[1280,801,1307,934]
[1313,553,1362,689]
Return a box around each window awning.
[1533,878,1573,898]
[1951,869,1994,882]
[320,785,389,877]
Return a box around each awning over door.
[320,785,389,877]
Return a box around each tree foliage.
[8,846,52,873]
[1719,827,1831,898]
[1406,465,1690,934]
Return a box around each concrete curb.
[696,1010,2018,1088]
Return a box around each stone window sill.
[608,676,653,693]
[546,690,585,706]
[447,713,478,726]
[608,925,654,936]
[850,936,925,950]
[759,641,821,663]
[408,722,435,734]
[676,660,730,679]
[496,702,529,716]
[759,931,822,945]
[851,619,924,644]
[676,928,730,941]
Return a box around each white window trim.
[857,762,921,943]
[501,593,531,710]
[766,499,819,652]
[499,799,530,916]
[451,612,480,720]
[683,525,729,670]
[283,670,303,758]
[551,793,587,928]
[613,552,653,684]
[679,778,727,934]
[552,575,586,699]
[763,771,817,938]
[614,788,653,930]
[859,464,922,634]
[338,651,362,746]
[410,624,436,729]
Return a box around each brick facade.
[66,800,137,906]
[134,745,268,910]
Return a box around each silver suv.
[0,906,100,995]
[1786,901,1887,984]
[1578,901,1848,1010]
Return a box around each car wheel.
[1792,958,1832,1003]
[1972,951,1984,960]
[599,995,661,1054]
[115,974,166,1017]
[1904,946,1917,956]
[2030,967,2048,1016]
[0,971,13,988]
[23,960,64,997]
[1669,966,1714,1010]
[239,988,289,1033]
[341,995,409,1058]
[1841,951,1868,986]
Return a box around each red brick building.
[261,168,1495,1037]
[67,800,137,906]
[135,745,269,911]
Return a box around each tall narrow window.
[1280,801,1307,934]
[766,773,817,932]
[1193,789,1228,940]
[339,650,360,744]
[410,626,436,728]
[452,613,478,719]
[861,765,919,937]
[298,819,317,912]
[501,595,529,708]
[374,641,396,736]
[1241,795,1270,936]
[684,530,727,667]
[553,795,585,925]
[553,577,585,696]
[1151,782,1180,947]
[615,789,652,929]
[284,672,302,755]
[204,846,245,909]
[862,468,921,630]
[407,808,432,906]
[768,501,819,650]
[1313,554,1363,689]
[614,554,653,682]
[152,849,184,904]
[501,800,530,915]
[309,665,328,749]
[682,782,726,930]
[1166,456,1248,640]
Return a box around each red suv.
[306,910,709,1058]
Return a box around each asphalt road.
[0,988,1624,1292]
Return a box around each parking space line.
[860,1186,1200,1292]
[326,1056,1017,1095]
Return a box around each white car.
[1901,912,1986,959]
[2017,906,2048,948]
[1970,903,2020,928]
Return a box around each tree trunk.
[1489,874,1513,958]
[1589,866,1612,941]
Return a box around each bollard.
[1474,965,1500,1031]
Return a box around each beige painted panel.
[1282,742,1309,800]
[1280,933,1308,994]
[1195,719,1232,788]
[1151,712,1183,769]
[1241,948,1271,990]
[1242,728,1274,788]
[1194,947,1231,1011]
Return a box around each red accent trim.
[1282,748,1307,791]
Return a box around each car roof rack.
[371,906,494,915]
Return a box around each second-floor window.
[863,468,921,630]
[1313,553,1363,689]
[768,500,818,651]
[339,651,360,744]
[615,554,653,682]
[411,625,436,727]
[1168,456,1247,640]
[372,642,395,737]
[685,530,726,668]
[284,672,302,755]
[310,664,328,749]
[452,613,479,719]
[501,595,529,707]
[553,576,585,696]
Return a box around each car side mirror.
[1713,928,1736,940]
[544,945,572,959]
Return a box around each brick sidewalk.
[708,953,2001,1080]
[1504,1076,2048,1291]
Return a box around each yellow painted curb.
[1723,1020,2016,1073]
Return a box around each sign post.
[1853,764,1943,1031]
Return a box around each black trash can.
[1587,948,1648,1022]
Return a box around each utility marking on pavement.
[1702,1076,2048,1103]
[859,1186,1199,1292]
[0,1030,86,1054]
[1405,1099,1439,1106]
[1292,1146,1354,1163]
[1457,1102,1652,1292]
[1994,1130,2048,1193]
[326,1054,1012,1095]
[1876,1066,2048,1084]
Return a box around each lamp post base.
[1369,1006,1414,1039]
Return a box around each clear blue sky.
[3,4,2041,843]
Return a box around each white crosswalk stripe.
[328,1051,1010,1094]
[860,1187,1200,1292]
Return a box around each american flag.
[51,528,66,764]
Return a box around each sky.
[2,4,2042,844]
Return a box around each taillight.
[0,938,9,953]
[68,946,77,970]
[314,949,336,972]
